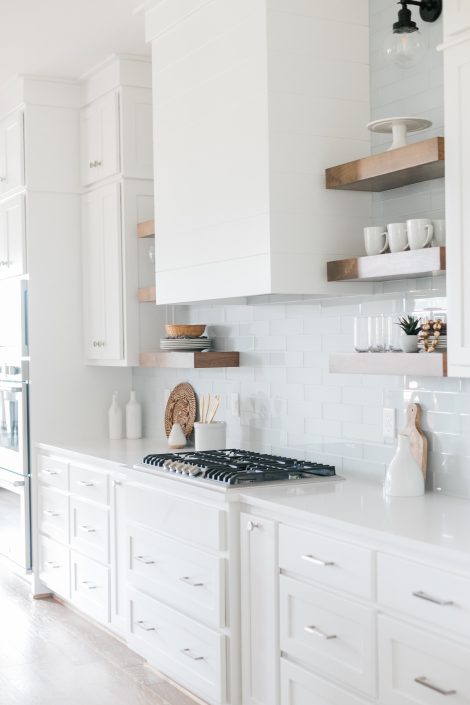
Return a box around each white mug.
[364,226,388,256]
[387,223,409,253]
[433,219,446,246]
[407,219,434,250]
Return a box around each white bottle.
[384,434,425,497]
[126,390,142,440]
[108,391,123,440]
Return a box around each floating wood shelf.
[327,247,446,282]
[137,219,155,238]
[138,286,156,303]
[329,352,447,377]
[139,351,240,369]
[325,137,444,192]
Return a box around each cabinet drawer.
[38,486,68,543]
[70,498,109,564]
[38,536,70,598]
[281,659,371,705]
[71,551,110,625]
[128,587,226,704]
[128,524,225,628]
[38,454,68,491]
[378,553,470,640]
[70,464,109,505]
[126,483,225,551]
[279,524,373,599]
[378,615,470,704]
[280,575,376,696]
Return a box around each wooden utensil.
[400,403,428,479]
[207,395,220,424]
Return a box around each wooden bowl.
[165,324,206,339]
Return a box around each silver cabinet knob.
[247,520,260,532]
[0,176,6,182]
[113,479,122,487]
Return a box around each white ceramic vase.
[168,423,187,449]
[108,391,123,440]
[384,434,424,497]
[399,333,419,353]
[126,390,142,439]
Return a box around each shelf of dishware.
[329,352,447,377]
[138,286,156,302]
[139,351,240,369]
[137,219,155,238]
[325,137,444,192]
[327,246,446,282]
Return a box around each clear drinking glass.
[354,316,371,352]
[370,315,386,352]
[386,315,402,352]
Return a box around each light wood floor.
[0,561,200,705]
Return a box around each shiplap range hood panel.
[143,0,371,303]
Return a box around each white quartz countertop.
[239,475,470,559]
[37,440,470,560]
[37,438,177,468]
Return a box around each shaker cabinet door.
[0,194,26,278]
[81,182,123,362]
[80,92,120,186]
[0,110,24,196]
[444,39,470,376]
[240,512,279,705]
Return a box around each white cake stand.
[367,117,432,151]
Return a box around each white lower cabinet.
[128,587,226,704]
[71,550,110,624]
[38,535,70,599]
[127,523,225,628]
[70,497,110,564]
[378,616,470,704]
[280,575,376,697]
[281,659,370,705]
[0,194,26,278]
[240,512,279,705]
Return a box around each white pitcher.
[384,434,424,497]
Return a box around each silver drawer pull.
[135,555,156,565]
[179,576,204,587]
[81,580,97,590]
[181,648,204,661]
[136,620,156,632]
[247,520,260,532]
[43,509,60,517]
[301,554,335,567]
[412,591,454,606]
[77,480,95,487]
[415,676,457,696]
[304,625,337,640]
[80,525,96,533]
[45,561,61,569]
[42,469,58,476]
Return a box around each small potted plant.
[397,315,421,353]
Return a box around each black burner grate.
[142,449,335,485]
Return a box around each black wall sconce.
[385,0,442,68]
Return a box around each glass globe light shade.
[385,30,426,69]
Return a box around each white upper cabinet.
[81,87,153,187]
[81,92,120,187]
[0,194,26,278]
[443,3,470,376]
[82,182,123,362]
[144,0,371,304]
[444,0,470,40]
[0,110,24,196]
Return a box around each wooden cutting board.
[400,403,428,478]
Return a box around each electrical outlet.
[231,392,240,417]
[383,408,397,439]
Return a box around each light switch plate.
[383,408,396,439]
